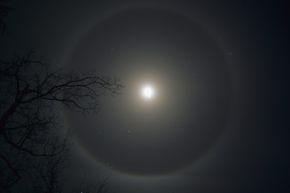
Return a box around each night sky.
[1,0,289,193]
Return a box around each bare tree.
[30,136,68,193]
[0,52,121,192]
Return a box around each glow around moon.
[140,84,155,100]
[68,8,232,176]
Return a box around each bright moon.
[140,85,155,100]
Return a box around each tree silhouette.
[0,52,121,192]
[0,2,120,192]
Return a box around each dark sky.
[1,0,289,192]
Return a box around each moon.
[68,8,232,176]
[140,84,155,100]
